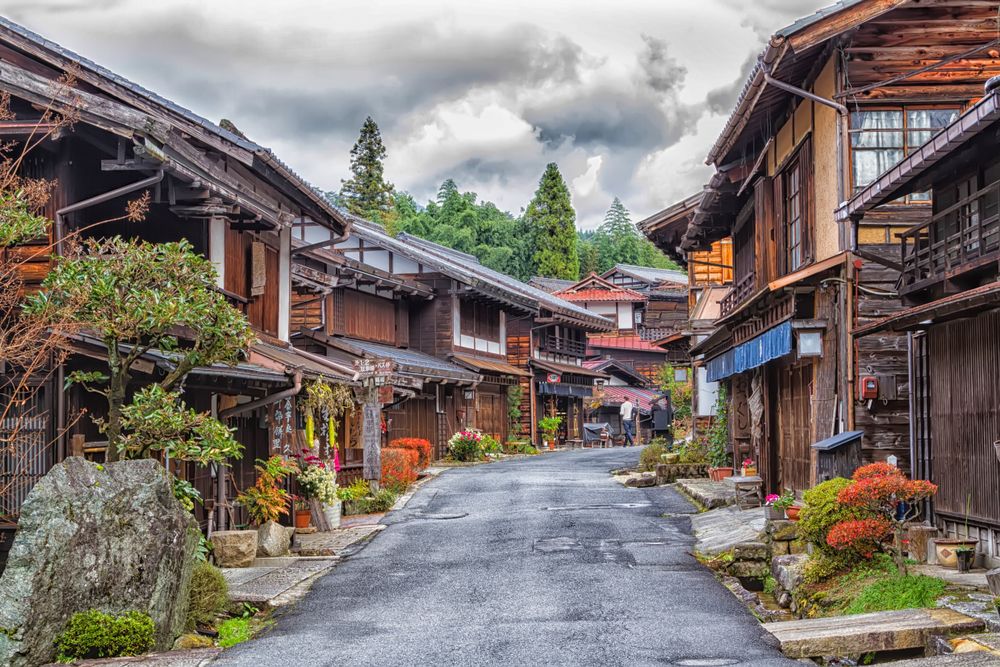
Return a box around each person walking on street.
[620,398,635,447]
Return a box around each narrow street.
[214,449,794,667]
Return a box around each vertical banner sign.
[362,392,381,483]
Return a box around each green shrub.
[638,442,666,472]
[336,478,369,502]
[800,477,876,554]
[362,488,397,513]
[217,617,254,648]
[481,434,502,456]
[55,610,155,661]
[676,437,709,464]
[844,575,946,615]
[186,561,228,629]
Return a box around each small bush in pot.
[537,416,562,449]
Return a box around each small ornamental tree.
[827,462,937,575]
[26,237,255,461]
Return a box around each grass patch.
[844,575,947,615]
[217,618,253,648]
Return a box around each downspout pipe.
[762,73,848,116]
[218,370,303,421]
[55,170,165,254]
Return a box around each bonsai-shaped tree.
[27,237,255,461]
[826,462,937,575]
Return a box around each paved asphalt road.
[214,448,795,667]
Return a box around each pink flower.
[765,494,780,505]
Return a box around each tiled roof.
[451,352,531,377]
[587,336,669,353]
[605,264,687,286]
[0,17,347,233]
[582,358,649,386]
[528,276,576,293]
[599,387,663,415]
[333,337,480,383]
[344,216,613,331]
[558,288,645,303]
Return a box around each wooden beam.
[787,0,908,53]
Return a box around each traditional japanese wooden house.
[644,0,1000,494]
[838,86,1000,566]
[0,17,356,543]
[582,359,662,443]
[322,217,611,453]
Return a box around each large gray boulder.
[0,457,200,667]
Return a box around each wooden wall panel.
[247,243,279,336]
[929,310,1000,526]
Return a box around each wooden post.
[362,385,381,492]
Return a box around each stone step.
[765,608,985,659]
[882,653,1000,666]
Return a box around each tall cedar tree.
[524,163,579,280]
[340,116,395,223]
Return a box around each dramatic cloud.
[5,0,830,229]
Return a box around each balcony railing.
[542,336,587,357]
[900,181,1000,295]
[720,272,756,317]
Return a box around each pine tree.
[524,163,579,280]
[340,116,395,224]
[593,197,644,272]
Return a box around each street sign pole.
[354,359,395,493]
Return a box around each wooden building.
[0,17,357,545]
[838,87,1000,566]
[643,0,1000,494]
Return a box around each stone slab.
[223,558,336,605]
[915,565,991,590]
[689,505,766,556]
[41,648,221,667]
[881,654,1000,666]
[675,478,736,510]
[765,608,985,659]
[293,524,384,557]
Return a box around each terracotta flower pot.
[716,466,734,480]
[784,505,801,521]
[935,538,978,569]
[294,509,312,529]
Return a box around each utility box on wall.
[812,430,864,483]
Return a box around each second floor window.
[850,107,960,201]
[784,159,805,272]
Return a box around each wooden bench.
[724,475,764,509]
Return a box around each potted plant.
[447,430,484,462]
[706,387,733,481]
[538,416,562,451]
[955,544,977,572]
[292,497,312,529]
[295,452,340,530]
[767,490,795,520]
[935,496,980,569]
[741,458,757,477]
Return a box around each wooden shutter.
[799,139,814,264]
[396,300,410,348]
[772,171,786,277]
[754,176,775,285]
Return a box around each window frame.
[848,105,962,203]
[784,158,804,273]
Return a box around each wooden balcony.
[542,335,587,357]
[899,181,1000,296]
[720,272,756,318]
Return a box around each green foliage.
[537,416,562,439]
[844,575,946,615]
[803,550,868,584]
[706,385,730,468]
[172,476,202,512]
[186,561,228,630]
[504,439,538,455]
[119,386,242,464]
[507,385,524,435]
[55,610,155,661]
[0,188,49,247]
[235,456,294,525]
[639,441,667,472]
[799,478,873,553]
[480,434,502,456]
[674,438,709,464]
[763,576,777,596]
[524,163,578,280]
[363,488,398,513]
[27,237,254,461]
[217,617,254,648]
[448,430,484,462]
[575,198,681,278]
[657,365,692,422]
[340,116,395,222]
[337,478,371,502]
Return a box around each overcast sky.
[8,0,828,229]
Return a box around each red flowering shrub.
[389,438,433,469]
[828,462,937,574]
[381,447,418,492]
[826,518,892,557]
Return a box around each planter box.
[656,463,710,484]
